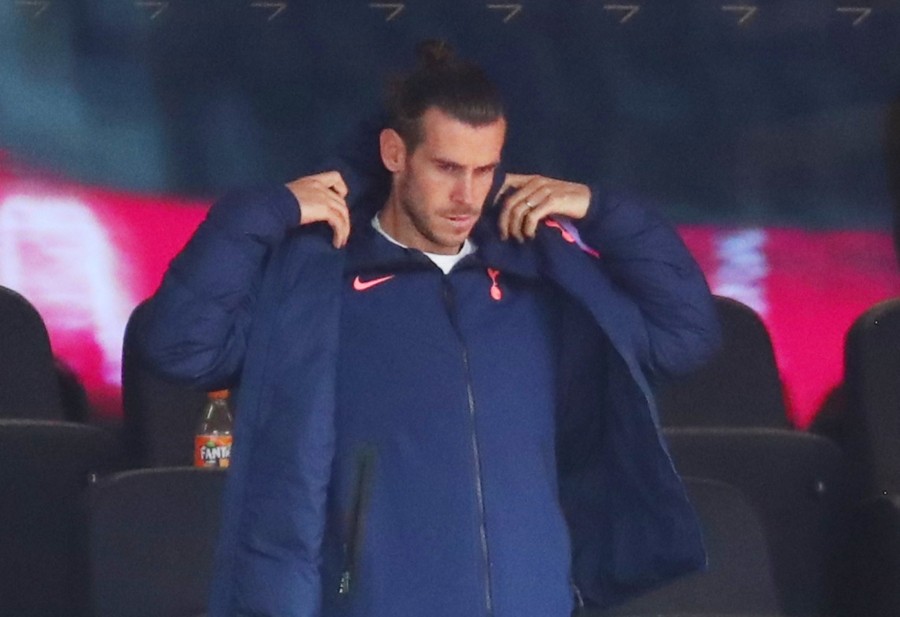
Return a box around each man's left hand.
[495,174,591,242]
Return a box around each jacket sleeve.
[572,186,721,380]
[133,185,300,390]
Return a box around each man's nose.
[452,174,474,205]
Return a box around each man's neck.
[372,214,475,275]
[376,205,465,256]
[372,211,410,249]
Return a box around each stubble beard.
[397,175,478,253]
[399,194,460,252]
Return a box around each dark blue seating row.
[3,284,900,616]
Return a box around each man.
[136,41,720,617]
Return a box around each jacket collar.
[343,207,541,281]
[331,115,540,279]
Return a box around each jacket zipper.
[572,580,585,613]
[339,447,376,597]
[442,277,494,617]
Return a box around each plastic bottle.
[194,390,234,468]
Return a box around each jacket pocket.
[338,445,377,598]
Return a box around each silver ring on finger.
[524,200,535,209]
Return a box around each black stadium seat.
[595,477,782,616]
[122,300,208,467]
[657,296,789,428]
[0,420,122,617]
[664,427,857,617]
[88,467,226,617]
[832,494,900,617]
[840,298,900,497]
[824,298,900,617]
[0,285,66,420]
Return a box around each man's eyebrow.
[431,157,500,171]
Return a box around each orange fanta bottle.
[194,390,234,468]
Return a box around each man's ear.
[380,129,407,173]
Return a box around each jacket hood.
[328,113,537,281]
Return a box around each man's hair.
[386,40,505,151]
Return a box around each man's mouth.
[445,214,477,231]
[445,210,478,223]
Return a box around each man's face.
[381,107,506,254]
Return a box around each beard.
[401,196,462,251]
[397,178,481,253]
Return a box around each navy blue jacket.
[135,157,720,616]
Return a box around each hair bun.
[416,39,455,68]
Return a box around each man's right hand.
[285,171,351,249]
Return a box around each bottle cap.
[208,390,230,399]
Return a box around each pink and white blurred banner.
[1,154,898,427]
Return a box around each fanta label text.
[195,435,233,468]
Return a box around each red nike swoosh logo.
[352,274,395,291]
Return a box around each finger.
[494,173,533,206]
[512,197,548,242]
[505,198,525,242]
[333,217,350,249]
[498,176,542,239]
[509,183,551,216]
[311,171,349,199]
[507,196,541,242]
[299,191,346,227]
[502,177,546,213]
[498,197,533,242]
[335,204,351,248]
[497,197,511,240]
[323,199,351,248]
[504,181,552,242]
[311,185,348,220]
[320,187,348,213]
[308,179,349,208]
[320,202,350,248]
[521,199,555,238]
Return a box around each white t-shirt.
[372,214,476,275]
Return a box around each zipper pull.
[572,580,585,610]
[339,570,351,596]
